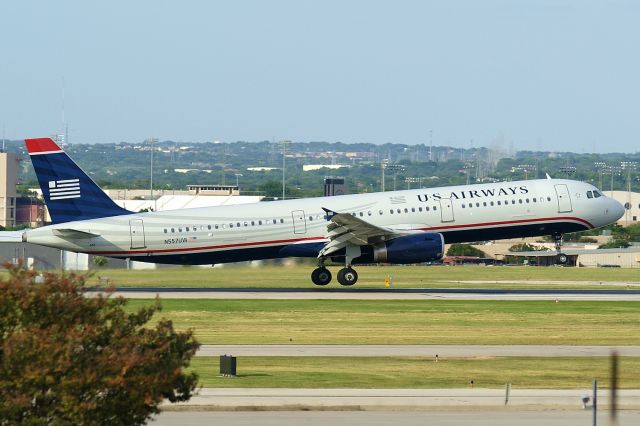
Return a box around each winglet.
[321,207,338,221]
[545,173,552,179]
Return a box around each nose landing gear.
[552,233,568,265]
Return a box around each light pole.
[235,173,243,192]
[279,140,290,199]
[146,137,158,211]
[381,159,389,192]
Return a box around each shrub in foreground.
[0,265,200,425]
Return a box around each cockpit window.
[587,191,593,199]
[593,191,601,198]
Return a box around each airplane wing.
[52,229,101,239]
[318,208,404,257]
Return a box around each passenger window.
[259,220,263,225]
[368,211,372,216]
[483,202,487,207]
[497,201,501,206]
[547,197,552,201]
[418,207,423,212]
[280,219,284,223]
[404,208,409,213]
[532,198,536,203]
[433,206,437,211]
[163,229,167,233]
[468,203,472,208]
[215,225,219,229]
[462,204,466,208]
[379,210,384,215]
[425,206,430,211]
[178,228,183,232]
[208,225,212,230]
[519,199,523,204]
[229,224,233,228]
[359,212,364,217]
[525,199,529,203]
[411,207,415,212]
[171,228,175,233]
[397,209,401,214]
[390,209,394,214]
[490,201,494,206]
[273,219,277,224]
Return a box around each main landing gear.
[311,245,361,286]
[552,233,568,265]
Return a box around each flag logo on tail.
[48,179,81,200]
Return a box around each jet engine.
[356,232,445,264]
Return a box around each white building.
[609,191,640,225]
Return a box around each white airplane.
[12,137,625,286]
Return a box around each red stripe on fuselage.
[25,138,63,154]
[89,216,592,256]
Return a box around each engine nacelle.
[356,232,445,265]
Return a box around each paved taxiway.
[152,410,640,426]
[197,344,640,357]
[100,287,640,300]
[161,388,640,411]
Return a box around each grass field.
[191,356,640,389]
[85,264,640,289]
[127,299,640,345]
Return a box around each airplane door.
[291,210,307,234]
[439,199,455,223]
[129,219,146,249]
[554,184,573,213]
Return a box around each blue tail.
[25,138,131,223]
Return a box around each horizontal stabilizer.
[0,231,25,243]
[52,229,101,239]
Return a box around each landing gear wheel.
[337,267,358,286]
[556,253,568,265]
[311,268,332,286]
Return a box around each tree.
[508,242,547,252]
[598,239,631,249]
[446,243,486,257]
[0,266,200,425]
[93,255,109,268]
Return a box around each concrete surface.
[161,388,640,411]
[151,410,640,426]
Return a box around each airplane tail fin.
[25,138,131,224]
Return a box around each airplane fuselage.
[24,178,624,265]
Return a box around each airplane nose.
[610,199,625,221]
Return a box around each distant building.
[608,191,640,225]
[187,185,239,196]
[303,164,351,172]
[247,167,280,172]
[0,152,20,228]
[324,178,347,196]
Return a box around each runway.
[153,410,640,426]
[95,287,640,300]
[196,344,640,357]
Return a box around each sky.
[1,0,639,152]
